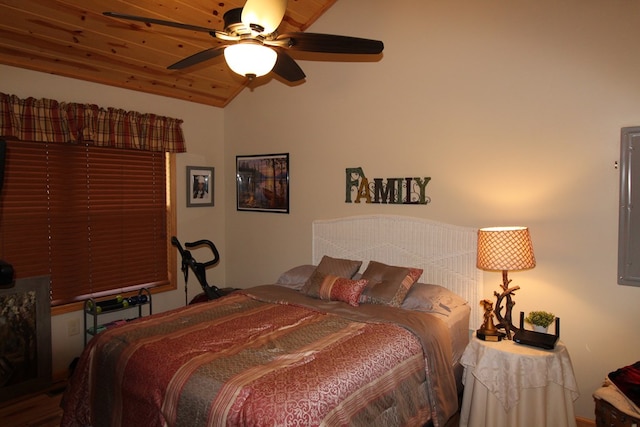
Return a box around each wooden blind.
[0,140,170,306]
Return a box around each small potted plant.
[525,310,555,333]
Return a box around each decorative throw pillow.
[359,261,423,307]
[314,255,362,278]
[302,269,368,306]
[401,282,468,315]
[276,265,316,290]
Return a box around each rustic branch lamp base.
[476,226,536,341]
[493,270,520,340]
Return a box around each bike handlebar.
[171,236,222,301]
[171,237,220,268]
[184,239,220,267]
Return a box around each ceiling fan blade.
[103,12,217,34]
[272,49,306,82]
[168,46,226,70]
[241,0,287,35]
[275,33,384,54]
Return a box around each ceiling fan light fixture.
[241,0,287,35]
[224,43,277,78]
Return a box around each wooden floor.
[0,382,64,427]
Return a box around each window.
[0,140,176,310]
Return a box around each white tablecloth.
[459,336,579,427]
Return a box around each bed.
[61,215,482,427]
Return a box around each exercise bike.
[171,236,224,305]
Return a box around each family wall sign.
[345,167,432,205]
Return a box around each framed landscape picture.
[236,153,289,213]
[187,166,214,207]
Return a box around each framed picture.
[0,276,51,401]
[187,166,214,207]
[236,153,289,213]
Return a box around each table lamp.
[476,226,536,339]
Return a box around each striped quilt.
[61,285,457,427]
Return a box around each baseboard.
[576,416,595,427]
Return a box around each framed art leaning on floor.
[0,275,51,401]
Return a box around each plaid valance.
[0,92,186,153]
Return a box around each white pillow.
[401,282,468,315]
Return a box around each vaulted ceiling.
[0,0,343,108]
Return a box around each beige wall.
[0,65,225,377]
[2,0,639,421]
[223,0,640,420]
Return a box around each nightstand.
[459,334,579,427]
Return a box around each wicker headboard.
[312,215,483,327]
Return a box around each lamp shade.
[476,226,536,271]
[241,0,287,35]
[224,43,277,78]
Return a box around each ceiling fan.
[103,0,384,82]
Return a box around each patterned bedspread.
[61,285,458,427]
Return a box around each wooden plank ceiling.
[0,0,338,108]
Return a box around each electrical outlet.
[67,318,80,336]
